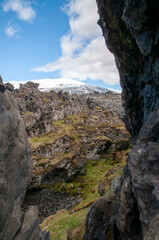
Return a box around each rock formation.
[0,77,50,239]
[10,83,130,190]
[11,82,123,137]
[3,82,130,229]
[84,1,159,239]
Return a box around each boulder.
[84,191,119,240]
[0,78,49,239]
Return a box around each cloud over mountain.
[32,0,119,85]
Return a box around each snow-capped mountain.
[8,78,120,95]
[47,84,110,95]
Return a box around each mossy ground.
[41,208,87,240]
[28,112,130,239]
[29,112,129,177]
[40,150,129,240]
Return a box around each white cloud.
[33,37,119,84]
[32,0,119,85]
[65,0,101,39]
[5,23,19,37]
[2,0,36,22]
[60,34,83,56]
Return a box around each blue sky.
[0,0,121,90]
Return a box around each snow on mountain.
[8,78,120,95]
[8,78,84,89]
[51,84,109,95]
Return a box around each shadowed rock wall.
[84,1,159,239]
[0,78,49,240]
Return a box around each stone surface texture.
[0,78,49,240]
[11,82,130,189]
[84,0,159,239]
[11,81,123,137]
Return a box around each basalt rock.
[12,83,130,189]
[85,0,159,239]
[13,82,124,137]
[84,191,119,240]
[0,78,49,240]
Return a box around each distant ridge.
[39,84,111,95]
[7,78,121,95]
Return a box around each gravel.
[23,189,81,222]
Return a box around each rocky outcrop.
[12,82,123,137]
[84,0,159,239]
[0,78,49,240]
[11,83,130,189]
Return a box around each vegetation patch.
[26,107,130,239]
[41,209,87,240]
[41,150,129,239]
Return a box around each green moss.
[29,133,55,145]
[116,168,123,176]
[41,209,87,240]
[52,118,83,143]
[22,111,35,121]
[52,150,126,206]
[41,150,127,239]
[23,111,35,117]
[28,111,130,238]
[41,96,50,103]
[21,91,133,239]
[84,125,97,132]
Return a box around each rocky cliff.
[0,78,50,239]
[84,0,159,239]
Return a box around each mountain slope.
[7,78,120,95]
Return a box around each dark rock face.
[85,0,159,239]
[96,0,159,140]
[5,83,14,92]
[0,84,6,93]
[84,191,120,240]
[0,79,49,239]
